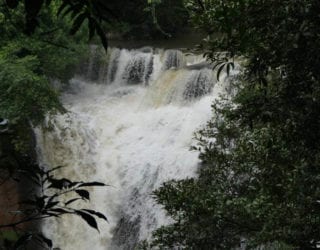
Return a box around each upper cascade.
[162,49,186,70]
[79,47,218,104]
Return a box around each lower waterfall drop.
[35,47,233,250]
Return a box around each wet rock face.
[0,120,40,238]
[0,120,22,229]
[0,179,20,226]
[0,166,40,232]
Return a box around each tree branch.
[0,214,50,229]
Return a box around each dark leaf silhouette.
[75,189,90,200]
[78,181,107,187]
[81,209,108,222]
[48,178,72,189]
[45,201,59,209]
[57,1,69,16]
[76,210,99,231]
[70,13,87,35]
[212,61,225,71]
[65,198,81,206]
[35,196,46,209]
[95,22,108,51]
[38,233,53,248]
[217,64,225,81]
[13,233,33,249]
[47,165,64,173]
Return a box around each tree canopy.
[149,0,320,249]
[0,2,105,248]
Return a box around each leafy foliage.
[3,0,114,51]
[0,163,108,249]
[0,2,106,249]
[0,2,90,156]
[104,0,189,40]
[0,47,63,126]
[150,0,320,249]
[0,2,90,125]
[3,0,189,47]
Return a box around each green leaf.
[69,13,87,36]
[57,1,69,16]
[95,21,108,52]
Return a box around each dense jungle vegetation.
[1,0,320,249]
[0,1,101,248]
[148,1,320,249]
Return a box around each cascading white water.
[35,47,233,250]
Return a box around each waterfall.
[35,47,233,250]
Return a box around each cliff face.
[0,121,21,229]
[0,122,39,232]
[0,178,21,227]
[0,123,41,249]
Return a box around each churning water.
[35,47,233,249]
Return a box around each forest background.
[1,0,320,249]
